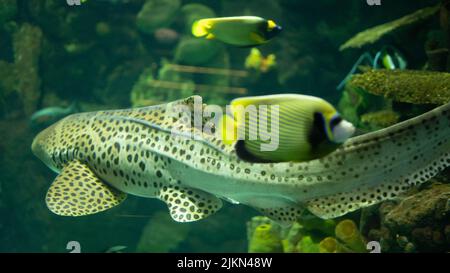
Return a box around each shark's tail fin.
[305,102,450,219]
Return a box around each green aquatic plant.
[349,69,450,105]
[340,5,440,51]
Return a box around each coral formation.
[340,5,440,51]
[248,223,283,253]
[0,23,43,117]
[349,69,450,105]
[246,216,368,253]
[361,110,400,130]
[361,182,450,252]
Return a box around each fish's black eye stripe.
[330,115,343,130]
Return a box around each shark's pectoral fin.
[158,185,223,222]
[46,160,127,216]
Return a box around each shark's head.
[32,115,78,173]
[32,122,60,172]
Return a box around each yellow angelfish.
[219,94,355,162]
[192,16,282,47]
[245,48,276,72]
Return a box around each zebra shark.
[32,96,450,225]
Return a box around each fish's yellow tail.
[192,19,212,37]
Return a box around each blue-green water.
[1,0,448,253]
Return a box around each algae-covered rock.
[384,183,450,232]
[361,110,400,130]
[349,69,450,105]
[174,37,222,66]
[340,5,440,51]
[0,23,43,117]
[248,223,283,253]
[136,0,181,35]
[0,0,17,26]
[136,211,190,253]
[180,4,216,34]
[13,23,43,116]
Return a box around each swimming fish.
[245,48,276,72]
[30,102,80,130]
[32,96,450,226]
[337,46,407,90]
[192,16,282,47]
[218,94,355,162]
[373,46,407,70]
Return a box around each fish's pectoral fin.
[249,32,266,44]
[205,33,215,40]
[255,204,305,227]
[46,160,127,216]
[158,185,223,222]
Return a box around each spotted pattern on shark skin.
[46,160,127,216]
[158,185,223,222]
[258,205,305,226]
[32,96,450,225]
[304,106,450,218]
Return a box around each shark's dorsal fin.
[46,160,127,216]
[158,185,223,222]
[107,96,236,156]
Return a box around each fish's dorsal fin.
[158,185,223,222]
[46,160,127,216]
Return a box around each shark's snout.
[32,123,59,173]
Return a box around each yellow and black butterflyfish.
[218,94,355,162]
[192,16,282,47]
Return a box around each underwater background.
[0,0,449,253]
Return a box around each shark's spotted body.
[32,96,450,225]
